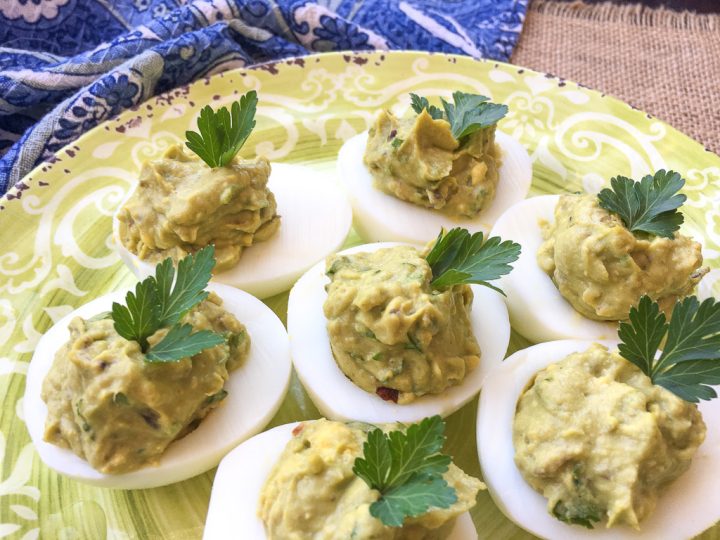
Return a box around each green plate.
[2,51,719,539]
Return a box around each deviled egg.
[113,91,353,298]
[24,281,291,490]
[337,92,532,245]
[490,195,618,342]
[477,338,720,539]
[204,420,480,540]
[114,162,352,299]
[491,171,707,343]
[287,237,513,423]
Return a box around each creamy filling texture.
[118,144,279,272]
[537,194,707,320]
[513,344,706,529]
[258,419,484,539]
[323,246,480,404]
[363,109,500,219]
[41,293,250,474]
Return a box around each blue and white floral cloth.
[0,0,527,195]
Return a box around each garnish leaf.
[408,92,507,142]
[657,296,720,367]
[440,91,508,141]
[371,476,457,528]
[110,246,224,362]
[112,281,159,352]
[409,93,443,120]
[352,415,456,527]
[596,170,686,238]
[156,246,214,327]
[352,428,391,487]
[385,416,449,486]
[146,324,225,363]
[617,295,667,377]
[425,228,521,293]
[654,360,720,402]
[185,90,258,168]
[617,295,720,402]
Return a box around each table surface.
[513,0,720,154]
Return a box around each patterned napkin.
[0,0,527,196]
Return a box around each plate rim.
[4,49,718,206]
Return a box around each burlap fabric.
[513,0,720,154]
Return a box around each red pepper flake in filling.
[292,423,306,436]
[376,387,399,403]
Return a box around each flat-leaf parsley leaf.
[618,295,720,402]
[185,90,258,168]
[111,281,159,352]
[424,228,521,293]
[597,170,686,238]
[111,246,225,362]
[145,324,225,363]
[441,91,508,141]
[409,93,443,120]
[408,92,507,143]
[353,416,456,527]
[155,247,214,327]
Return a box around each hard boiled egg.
[476,339,720,540]
[113,163,353,298]
[287,242,510,423]
[203,422,478,540]
[490,195,617,343]
[337,130,532,244]
[24,283,291,489]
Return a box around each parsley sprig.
[409,91,508,142]
[353,416,457,527]
[424,228,521,293]
[111,246,225,362]
[409,94,443,120]
[185,90,258,168]
[618,295,720,402]
[597,170,686,238]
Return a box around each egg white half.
[476,339,720,540]
[698,268,720,302]
[203,422,478,540]
[490,195,618,343]
[337,130,532,244]
[24,283,291,489]
[287,242,510,423]
[113,162,353,298]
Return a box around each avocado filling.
[513,344,706,529]
[118,144,279,272]
[258,419,483,539]
[323,245,480,404]
[364,109,500,218]
[537,194,707,320]
[41,292,250,474]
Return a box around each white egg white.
[336,130,532,245]
[476,339,720,540]
[113,162,353,298]
[698,268,720,302]
[490,195,618,343]
[287,242,510,424]
[23,283,291,489]
[203,421,478,540]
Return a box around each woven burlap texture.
[513,0,720,154]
